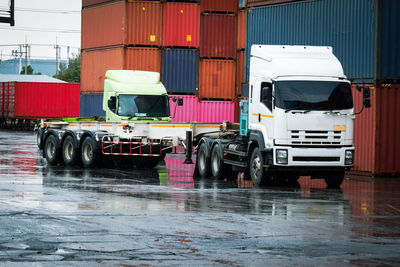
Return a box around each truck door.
[249,80,274,142]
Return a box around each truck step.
[224,149,248,157]
[223,159,247,168]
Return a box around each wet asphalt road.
[1,130,400,266]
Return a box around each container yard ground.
[1,130,400,266]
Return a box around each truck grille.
[290,130,342,145]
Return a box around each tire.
[134,156,162,169]
[37,128,44,149]
[44,134,61,166]
[62,135,80,167]
[249,147,267,186]
[211,143,224,180]
[81,136,100,168]
[197,142,210,178]
[324,171,345,188]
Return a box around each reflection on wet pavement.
[0,130,400,266]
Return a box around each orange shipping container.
[236,51,245,96]
[126,1,163,46]
[237,9,246,50]
[199,59,236,100]
[81,1,126,50]
[81,47,161,94]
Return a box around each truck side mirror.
[178,98,183,106]
[108,96,117,113]
[363,87,371,108]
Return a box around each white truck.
[38,45,370,187]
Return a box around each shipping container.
[239,0,246,9]
[352,83,400,175]
[125,47,161,73]
[126,1,163,46]
[198,100,236,123]
[162,48,198,94]
[81,47,124,94]
[200,13,237,59]
[0,82,80,119]
[237,9,246,50]
[81,47,161,94]
[80,94,106,117]
[81,1,126,50]
[245,0,400,82]
[374,84,400,175]
[82,0,122,9]
[246,0,301,7]
[163,2,200,48]
[169,94,198,123]
[199,59,236,100]
[236,50,245,96]
[200,0,238,14]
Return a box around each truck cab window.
[261,82,272,110]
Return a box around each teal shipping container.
[245,0,400,82]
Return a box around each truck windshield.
[118,94,170,118]
[275,81,353,111]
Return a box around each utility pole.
[54,38,60,76]
[24,37,27,75]
[12,45,27,74]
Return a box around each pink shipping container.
[198,100,236,123]
[200,13,237,59]
[169,95,198,123]
[0,82,80,119]
[163,2,200,48]
[200,0,238,14]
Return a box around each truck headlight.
[345,150,354,165]
[276,149,288,164]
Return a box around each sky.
[0,0,81,61]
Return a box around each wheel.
[324,171,345,188]
[197,142,210,178]
[134,156,162,169]
[249,147,267,186]
[81,136,100,168]
[211,143,225,180]
[44,134,61,165]
[37,128,44,149]
[62,135,80,167]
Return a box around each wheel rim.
[37,134,41,146]
[65,142,73,161]
[47,140,55,158]
[83,143,92,162]
[251,154,261,178]
[211,150,220,174]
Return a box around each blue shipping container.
[245,0,376,82]
[80,94,105,117]
[162,48,198,94]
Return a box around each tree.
[54,53,81,83]
[20,65,41,75]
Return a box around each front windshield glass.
[118,94,170,118]
[275,81,353,111]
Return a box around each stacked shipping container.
[81,0,241,123]
[243,0,400,175]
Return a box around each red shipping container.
[169,95,198,123]
[126,1,163,46]
[199,59,236,100]
[201,0,238,14]
[81,1,126,50]
[237,9,246,50]
[198,100,236,123]
[200,14,237,59]
[0,82,80,119]
[163,2,200,48]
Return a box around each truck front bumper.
[273,146,354,167]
